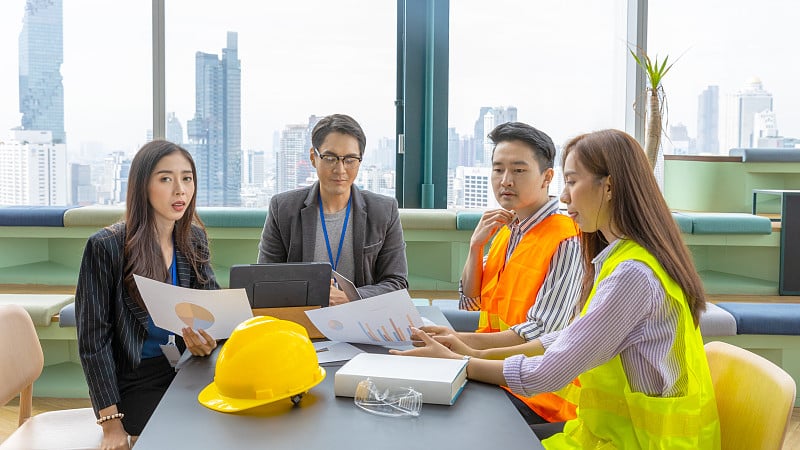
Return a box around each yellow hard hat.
[198,316,326,413]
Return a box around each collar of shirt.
[591,238,624,279]
[507,198,561,237]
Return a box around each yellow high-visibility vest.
[543,240,720,449]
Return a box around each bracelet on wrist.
[96,412,125,425]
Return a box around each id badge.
[159,334,181,368]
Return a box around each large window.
[0,0,150,206]
[447,0,628,208]
[648,1,799,155]
[165,1,396,207]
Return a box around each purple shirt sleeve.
[503,260,663,396]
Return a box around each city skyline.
[1,1,798,164]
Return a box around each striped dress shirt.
[503,239,684,397]
[75,222,219,416]
[459,199,583,341]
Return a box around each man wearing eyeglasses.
[258,114,408,305]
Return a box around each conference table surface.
[134,306,543,449]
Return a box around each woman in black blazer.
[76,140,219,449]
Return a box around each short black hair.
[311,114,367,156]
[488,122,556,172]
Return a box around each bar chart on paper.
[306,290,425,345]
[356,315,417,343]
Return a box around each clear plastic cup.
[353,378,423,417]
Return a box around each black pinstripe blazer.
[75,222,219,416]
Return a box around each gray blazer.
[258,182,408,299]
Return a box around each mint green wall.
[664,159,800,213]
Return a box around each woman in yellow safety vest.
[393,129,721,449]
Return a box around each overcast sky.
[1,0,797,158]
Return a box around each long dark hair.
[123,140,210,309]
[563,130,706,326]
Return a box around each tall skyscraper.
[276,124,307,193]
[69,162,94,205]
[167,112,184,145]
[696,85,719,154]
[243,149,265,187]
[18,0,65,143]
[725,77,773,152]
[0,130,66,205]
[473,106,517,165]
[187,32,242,206]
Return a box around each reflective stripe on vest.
[477,214,578,333]
[542,240,720,449]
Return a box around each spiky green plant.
[630,49,674,169]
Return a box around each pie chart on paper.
[175,302,215,330]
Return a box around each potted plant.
[630,48,675,169]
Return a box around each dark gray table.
[135,306,542,449]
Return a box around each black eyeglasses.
[313,148,362,168]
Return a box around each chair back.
[705,341,796,450]
[0,304,44,426]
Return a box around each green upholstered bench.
[671,211,772,235]
[198,207,268,228]
[63,205,124,227]
[671,212,694,233]
[399,209,457,230]
[455,211,482,231]
[0,294,74,326]
[683,212,772,235]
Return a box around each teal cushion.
[456,211,482,231]
[197,207,268,228]
[671,212,693,234]
[688,212,772,234]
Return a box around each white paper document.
[331,269,362,300]
[134,274,253,339]
[305,289,424,345]
[313,341,364,364]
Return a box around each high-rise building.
[666,123,691,155]
[101,151,131,205]
[725,77,773,152]
[18,0,65,143]
[0,130,67,205]
[243,149,266,187]
[69,162,94,205]
[167,112,184,145]
[448,127,459,170]
[473,106,517,165]
[696,85,719,154]
[187,32,241,206]
[276,124,307,193]
[753,110,782,148]
[457,166,498,209]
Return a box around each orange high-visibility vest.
[478,213,578,333]
[477,213,580,422]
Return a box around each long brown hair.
[563,129,706,326]
[123,140,210,309]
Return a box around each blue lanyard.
[318,193,351,271]
[170,242,178,286]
